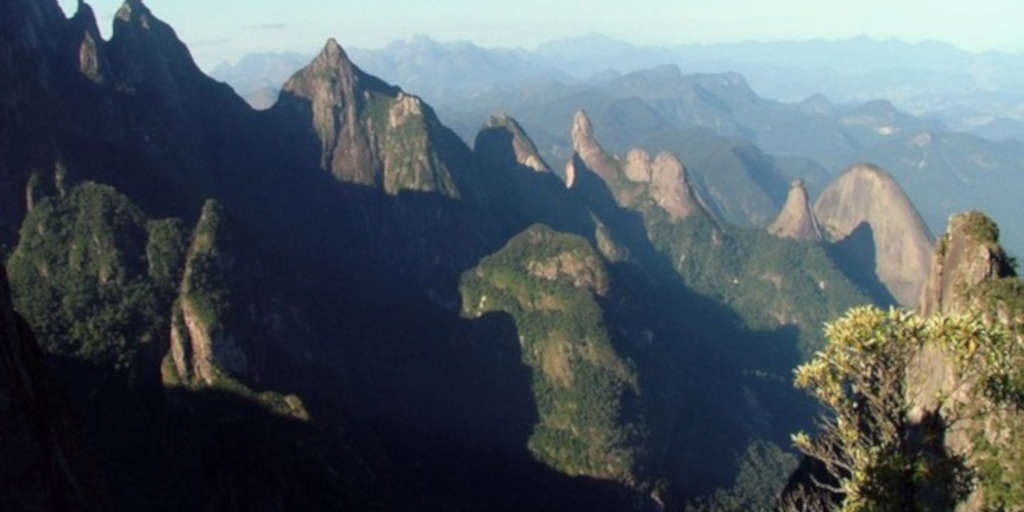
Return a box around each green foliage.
[356,90,459,196]
[942,278,1024,412]
[460,224,644,481]
[960,210,1001,244]
[644,210,870,355]
[791,306,1020,511]
[937,276,1024,510]
[145,218,187,289]
[973,422,1024,509]
[685,441,799,512]
[6,182,176,369]
[181,200,235,331]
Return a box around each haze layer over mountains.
[214,35,1024,260]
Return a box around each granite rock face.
[277,39,461,197]
[475,113,551,173]
[567,110,705,222]
[909,211,1021,512]
[571,110,620,184]
[650,151,701,222]
[814,164,934,307]
[919,211,1017,316]
[768,180,823,242]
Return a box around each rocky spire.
[278,38,460,197]
[564,156,578,189]
[571,109,595,149]
[814,164,934,307]
[768,180,823,242]
[106,0,206,106]
[570,110,619,183]
[623,149,653,183]
[475,113,551,173]
[67,1,108,82]
[565,112,705,221]
[652,151,702,221]
[280,38,377,185]
[919,211,1017,316]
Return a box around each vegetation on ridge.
[460,224,646,482]
[6,182,181,370]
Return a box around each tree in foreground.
[785,306,1013,511]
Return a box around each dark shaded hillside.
[0,265,110,511]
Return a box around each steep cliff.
[276,39,461,197]
[164,200,311,419]
[919,211,1018,316]
[567,110,706,223]
[814,164,934,307]
[475,113,551,173]
[910,211,1023,511]
[768,180,822,242]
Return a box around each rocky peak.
[565,112,704,221]
[920,211,1017,316]
[570,110,619,183]
[300,38,361,92]
[564,156,578,189]
[650,151,702,222]
[107,0,205,104]
[623,149,653,183]
[475,113,551,173]
[67,1,108,82]
[278,39,460,197]
[571,109,594,148]
[814,164,934,307]
[768,180,823,242]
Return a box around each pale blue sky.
[57,0,1024,71]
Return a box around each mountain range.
[212,36,1024,260]
[2,2,1021,511]
[212,34,1024,139]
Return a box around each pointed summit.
[324,37,343,54]
[315,38,355,73]
[114,0,144,22]
[569,110,619,183]
[814,164,934,307]
[107,0,206,104]
[650,152,703,221]
[68,1,108,82]
[277,39,460,197]
[475,113,550,173]
[571,110,595,149]
[768,180,823,242]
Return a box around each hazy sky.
[57,0,1024,71]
